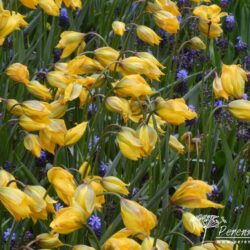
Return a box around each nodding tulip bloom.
[101,176,129,196]
[221,64,247,99]
[136,52,164,69]
[50,205,87,234]
[137,125,158,157]
[19,115,48,132]
[72,184,96,216]
[0,169,17,188]
[6,99,24,116]
[190,241,238,250]
[189,37,206,50]
[72,245,96,250]
[5,63,30,84]
[112,21,126,36]
[169,135,185,154]
[0,187,35,220]
[78,161,91,178]
[155,97,197,125]
[56,31,85,58]
[64,121,88,146]
[26,80,52,101]
[136,25,162,46]
[117,127,142,161]
[213,74,228,100]
[36,233,63,249]
[228,100,250,121]
[103,229,141,250]
[120,198,157,236]
[141,237,170,250]
[38,0,60,16]
[113,74,156,98]
[154,10,180,34]
[182,212,204,236]
[105,96,131,123]
[49,100,68,119]
[171,177,224,208]
[46,71,70,89]
[148,114,166,134]
[198,20,223,38]
[23,133,42,157]
[62,0,82,9]
[94,47,120,70]
[47,167,77,205]
[20,0,39,9]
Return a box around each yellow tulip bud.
[141,237,170,250]
[47,71,70,89]
[36,233,63,249]
[171,177,224,208]
[38,0,60,16]
[0,169,17,188]
[20,0,39,9]
[120,198,157,236]
[112,21,126,36]
[136,25,162,46]
[72,184,96,216]
[189,37,206,50]
[72,245,95,250]
[221,64,247,99]
[47,167,77,205]
[19,115,48,132]
[137,125,157,156]
[101,176,129,195]
[213,74,229,100]
[26,80,52,100]
[56,31,85,58]
[23,133,42,158]
[64,121,88,146]
[105,96,131,122]
[136,52,164,68]
[228,100,250,121]
[114,74,155,98]
[6,63,29,84]
[62,0,82,9]
[50,205,86,234]
[182,212,204,236]
[0,187,34,220]
[154,10,180,34]
[169,135,185,154]
[117,127,142,161]
[79,161,91,178]
[155,97,197,125]
[94,47,120,70]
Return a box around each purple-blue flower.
[99,162,109,177]
[220,0,229,8]
[225,14,235,32]
[3,228,16,242]
[88,215,101,232]
[235,36,247,52]
[59,8,69,29]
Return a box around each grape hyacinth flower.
[225,14,235,32]
[216,37,229,50]
[53,49,62,63]
[176,69,188,83]
[36,68,49,81]
[3,228,16,242]
[55,202,64,211]
[178,0,190,8]
[88,215,101,236]
[88,135,100,151]
[59,8,69,29]
[99,161,109,177]
[228,195,233,205]
[235,36,247,52]
[220,0,229,8]
[243,55,250,70]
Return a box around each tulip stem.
[6,179,26,188]
[97,191,122,200]
[165,232,194,245]
[43,184,52,199]
[86,32,109,47]
[22,239,39,249]
[86,224,102,250]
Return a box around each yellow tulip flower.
[189,37,206,50]
[62,0,82,9]
[39,129,56,154]
[154,10,180,34]
[136,52,164,68]
[169,135,185,154]
[120,198,157,236]
[136,25,162,46]
[26,80,52,101]
[47,166,77,205]
[155,97,197,125]
[36,233,63,249]
[182,212,204,236]
[50,205,86,234]
[20,0,39,9]
[23,133,42,158]
[6,99,24,116]
[64,121,88,146]
[19,115,48,132]
[147,114,166,134]
[56,31,85,58]
[171,177,224,208]
[38,0,60,16]
[101,176,129,196]
[72,245,96,250]
[114,74,156,98]
[147,0,180,16]
[141,237,170,250]
[213,74,229,100]
[221,64,247,99]
[198,20,223,38]
[72,184,96,216]
[228,100,250,121]
[78,161,91,178]
[117,127,142,161]
[0,169,17,188]
[5,63,30,84]
[47,71,70,89]
[0,187,35,220]
[112,21,126,36]
[49,100,68,119]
